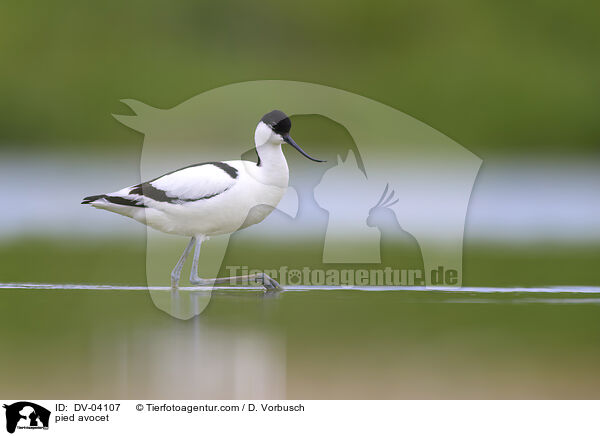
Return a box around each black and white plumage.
[82,160,247,236]
[82,110,324,290]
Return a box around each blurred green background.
[1,0,600,399]
[2,0,600,155]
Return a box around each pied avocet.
[82,110,324,291]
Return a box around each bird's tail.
[81,194,106,204]
[82,192,146,209]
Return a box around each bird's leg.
[170,237,196,290]
[189,237,282,291]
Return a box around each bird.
[82,110,324,291]
[366,184,424,277]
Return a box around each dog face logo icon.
[3,402,50,434]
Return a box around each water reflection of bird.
[82,110,325,291]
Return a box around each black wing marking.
[81,194,147,208]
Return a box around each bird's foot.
[256,273,283,292]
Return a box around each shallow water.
[3,282,600,294]
[2,282,600,399]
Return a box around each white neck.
[250,122,289,187]
[251,140,289,188]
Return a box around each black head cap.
[261,110,291,136]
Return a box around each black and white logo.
[3,402,50,434]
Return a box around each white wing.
[83,161,239,210]
[138,162,239,203]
